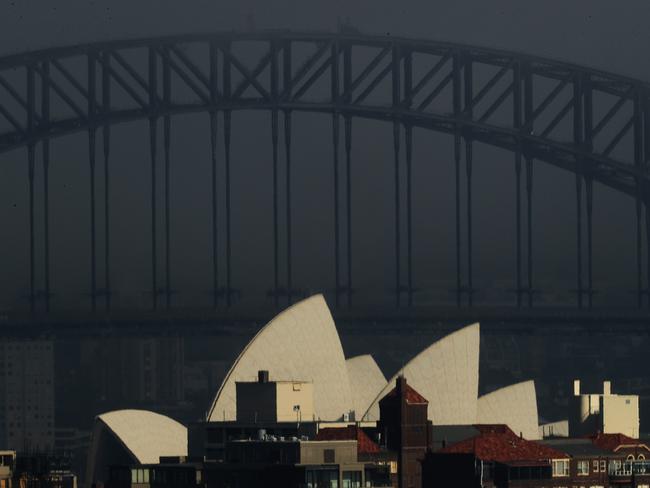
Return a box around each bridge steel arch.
[1,30,650,312]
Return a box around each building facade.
[0,340,55,452]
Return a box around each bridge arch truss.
[1,31,650,311]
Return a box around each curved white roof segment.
[363,323,480,424]
[346,355,386,417]
[96,409,187,463]
[86,409,187,486]
[208,294,354,421]
[477,380,540,440]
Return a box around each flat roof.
[541,439,613,457]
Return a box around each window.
[324,449,335,463]
[639,454,646,460]
[609,460,622,473]
[131,469,150,483]
[342,471,362,488]
[627,454,635,461]
[552,459,569,477]
[577,460,589,475]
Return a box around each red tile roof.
[315,426,380,454]
[438,425,569,463]
[381,384,428,405]
[589,433,642,451]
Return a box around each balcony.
[609,460,650,477]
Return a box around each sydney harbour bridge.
[1,29,650,319]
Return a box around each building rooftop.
[381,382,428,405]
[438,425,569,463]
[589,433,645,451]
[541,438,612,457]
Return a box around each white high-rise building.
[569,380,639,438]
[0,340,55,451]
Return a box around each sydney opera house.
[86,294,540,483]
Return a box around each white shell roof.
[207,294,354,421]
[363,323,480,424]
[477,380,540,440]
[346,355,386,417]
[97,409,187,464]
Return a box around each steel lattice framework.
[1,30,650,312]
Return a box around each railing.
[609,460,650,476]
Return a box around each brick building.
[376,376,430,488]
[421,424,570,488]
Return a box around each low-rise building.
[421,424,570,488]
[0,451,15,488]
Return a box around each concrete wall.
[299,440,358,465]
[276,382,314,423]
[602,395,639,438]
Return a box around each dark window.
[324,449,335,463]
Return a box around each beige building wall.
[299,440,358,465]
[602,395,639,438]
[276,382,315,422]
[569,380,639,438]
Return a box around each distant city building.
[0,340,54,452]
[570,380,640,438]
[14,453,77,488]
[83,336,184,408]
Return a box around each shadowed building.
[0,341,54,452]
[377,377,430,488]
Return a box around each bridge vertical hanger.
[88,52,98,311]
[343,43,353,307]
[331,40,341,308]
[464,54,474,307]
[573,74,584,309]
[392,43,401,308]
[393,120,401,308]
[585,178,594,308]
[584,76,594,308]
[148,47,159,310]
[102,51,112,310]
[209,41,219,309]
[635,91,645,308]
[223,42,233,308]
[283,41,293,306]
[452,51,463,307]
[636,95,650,308]
[270,40,280,309]
[523,61,534,307]
[163,46,172,309]
[404,49,414,308]
[41,60,51,312]
[513,61,523,308]
[27,64,36,312]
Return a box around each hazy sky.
[0,0,648,310]
[2,0,650,79]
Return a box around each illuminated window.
[577,460,589,475]
[552,459,569,477]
